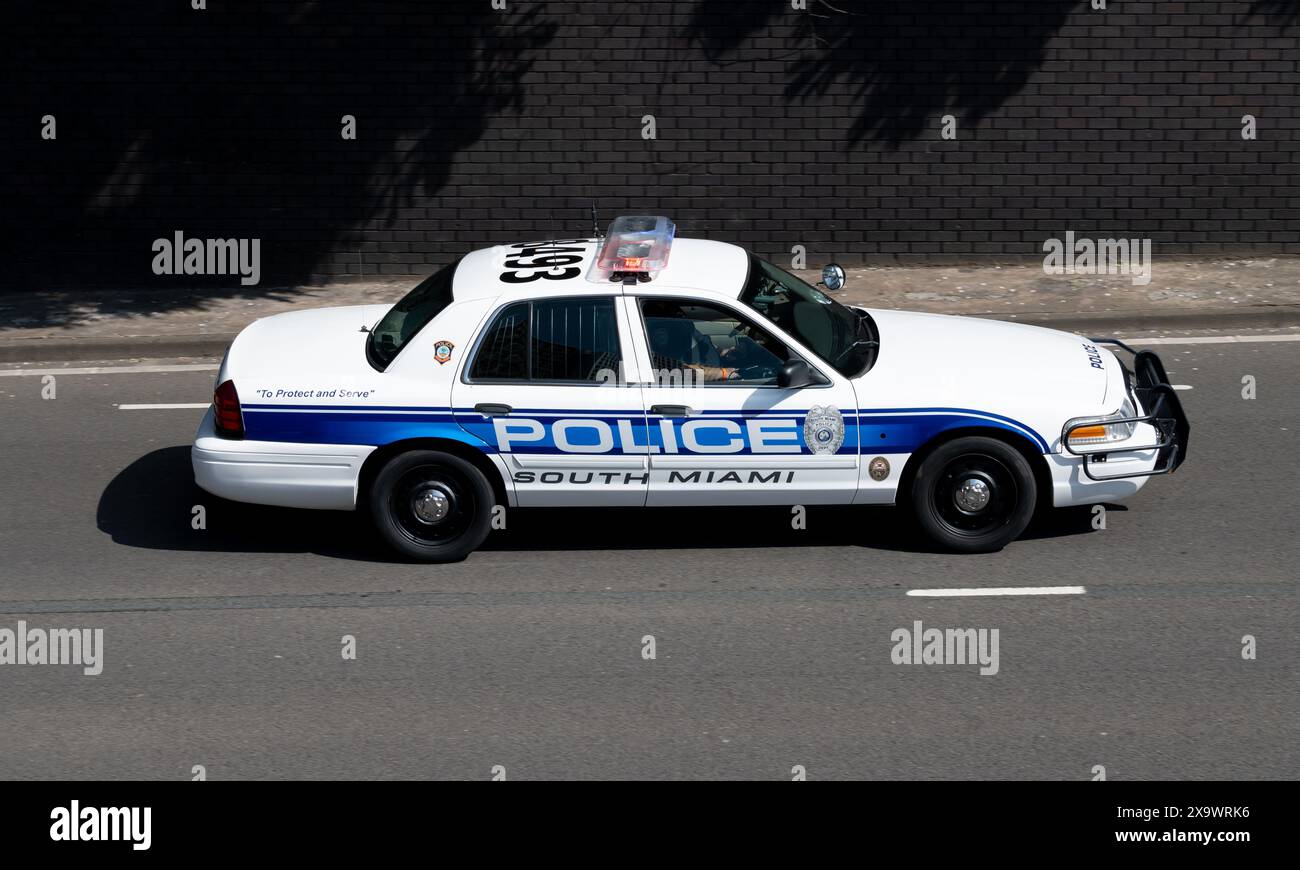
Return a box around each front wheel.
[909,437,1037,553]
[370,450,494,562]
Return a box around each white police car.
[193,216,1188,560]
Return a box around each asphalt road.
[0,337,1296,780]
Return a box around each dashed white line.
[117,403,211,410]
[907,586,1086,597]
[0,363,217,377]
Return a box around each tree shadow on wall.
[1247,0,1300,25]
[687,0,1079,147]
[2,0,556,310]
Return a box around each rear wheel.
[370,450,494,562]
[910,437,1037,553]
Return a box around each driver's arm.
[649,350,735,384]
[681,362,737,383]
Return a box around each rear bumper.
[191,408,374,510]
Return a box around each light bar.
[590,215,675,282]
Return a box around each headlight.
[1066,398,1136,445]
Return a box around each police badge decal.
[802,406,845,455]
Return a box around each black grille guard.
[1061,338,1191,481]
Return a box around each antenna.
[591,203,600,240]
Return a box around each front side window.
[739,256,875,378]
[640,298,791,386]
[469,297,621,383]
[367,259,459,370]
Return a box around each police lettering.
[493,416,805,455]
[1081,343,1105,370]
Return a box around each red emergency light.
[591,215,675,281]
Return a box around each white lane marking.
[0,363,217,377]
[1123,333,1300,346]
[1172,384,1194,391]
[117,403,211,410]
[907,586,1086,597]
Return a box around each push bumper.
[1062,340,1191,482]
[191,408,374,510]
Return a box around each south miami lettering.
[512,469,798,485]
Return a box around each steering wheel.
[731,364,774,381]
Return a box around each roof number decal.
[500,240,588,284]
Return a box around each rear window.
[366,260,459,370]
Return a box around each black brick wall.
[3,0,1297,288]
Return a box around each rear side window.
[531,298,620,381]
[367,260,459,371]
[470,297,620,383]
[470,302,529,380]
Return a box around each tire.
[369,450,495,562]
[909,436,1037,553]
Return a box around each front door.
[627,295,860,506]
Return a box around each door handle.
[474,403,513,416]
[650,404,693,417]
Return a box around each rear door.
[628,295,860,506]
[452,294,650,507]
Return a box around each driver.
[646,319,783,384]
[646,319,737,383]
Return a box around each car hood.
[224,304,391,381]
[861,309,1116,412]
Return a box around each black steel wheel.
[370,450,494,562]
[910,436,1037,552]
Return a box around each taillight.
[213,379,245,439]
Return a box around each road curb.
[0,334,234,363]
[2,305,1298,364]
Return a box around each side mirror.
[778,359,819,389]
[820,263,846,292]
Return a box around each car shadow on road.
[488,502,1109,554]
[98,447,1104,562]
[96,446,393,562]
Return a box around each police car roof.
[451,237,749,301]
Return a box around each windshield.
[739,256,875,378]
[366,259,459,370]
